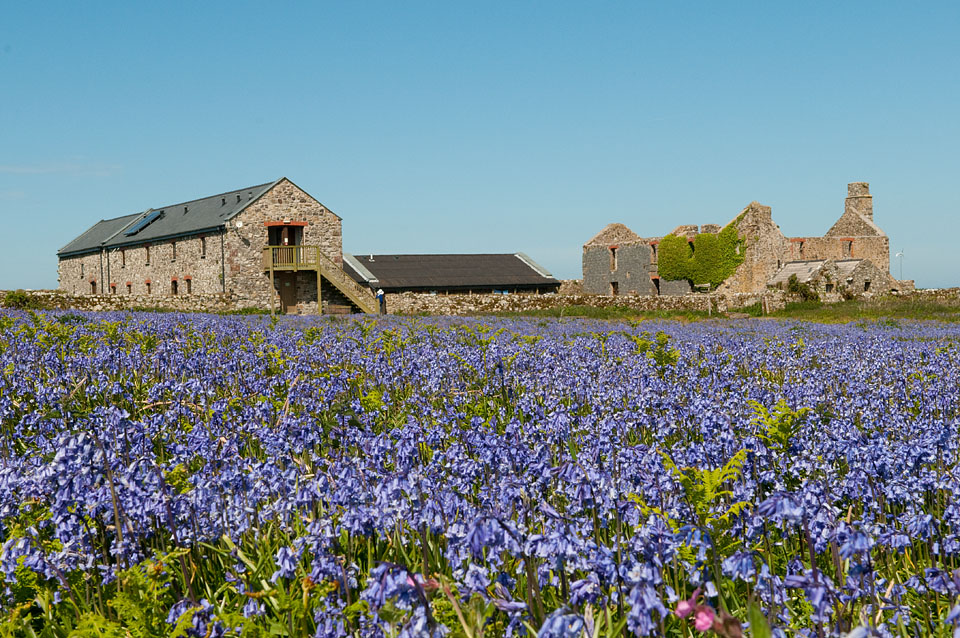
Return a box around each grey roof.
[343,253,560,292]
[834,259,863,278]
[767,260,827,286]
[58,180,281,256]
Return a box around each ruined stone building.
[58,178,379,313]
[583,182,907,297]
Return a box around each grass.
[769,295,960,322]
[489,304,714,322]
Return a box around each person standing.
[376,288,385,314]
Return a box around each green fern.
[749,399,809,455]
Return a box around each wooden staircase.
[263,246,379,314]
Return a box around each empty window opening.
[145,245,151,265]
[843,241,853,258]
[825,283,834,293]
[110,283,117,295]
[126,282,132,295]
[171,280,178,296]
[688,241,695,254]
[200,236,207,258]
[610,281,619,296]
[145,281,152,295]
[80,263,84,277]
[653,278,661,295]
[185,278,192,294]
[650,244,658,264]
[120,250,126,267]
[171,241,177,261]
[798,241,805,258]
[609,247,618,271]
[864,281,871,292]
[90,281,97,295]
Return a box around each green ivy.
[657,222,745,288]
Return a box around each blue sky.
[1,2,957,289]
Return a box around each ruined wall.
[717,203,788,294]
[787,236,889,272]
[583,242,658,295]
[224,179,343,308]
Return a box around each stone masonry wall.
[787,236,890,272]
[384,290,787,316]
[717,203,788,294]
[59,233,227,298]
[582,243,657,295]
[225,179,343,309]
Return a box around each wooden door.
[278,273,298,313]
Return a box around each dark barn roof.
[58,180,281,257]
[343,253,560,292]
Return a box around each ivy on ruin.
[657,222,745,288]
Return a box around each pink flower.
[693,606,716,632]
[674,587,701,618]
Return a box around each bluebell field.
[0,310,958,638]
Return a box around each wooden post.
[269,262,276,316]
[317,271,323,315]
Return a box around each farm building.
[343,253,560,295]
[582,182,911,297]
[57,178,379,314]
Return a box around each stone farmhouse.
[58,178,379,314]
[583,182,908,297]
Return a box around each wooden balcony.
[262,245,379,314]
[262,245,321,271]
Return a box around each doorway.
[276,273,298,313]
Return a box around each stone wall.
[384,290,787,316]
[717,202,788,295]
[225,178,343,309]
[786,236,890,272]
[582,242,657,295]
[59,233,227,297]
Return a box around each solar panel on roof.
[124,210,164,236]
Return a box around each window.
[126,282,132,294]
[171,241,177,261]
[90,281,97,295]
[653,278,661,295]
[120,250,126,268]
[145,245,151,265]
[610,281,619,296]
[200,236,207,258]
[185,278,192,294]
[145,281,151,295]
[110,283,116,295]
[80,263,84,277]
[609,247,618,271]
[864,281,871,292]
[843,241,853,258]
[798,241,805,258]
[825,283,834,293]
[171,279,178,296]
[650,243,658,264]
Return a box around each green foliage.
[787,274,820,302]
[657,222,745,288]
[661,449,749,528]
[2,290,38,310]
[749,399,810,455]
[648,331,679,372]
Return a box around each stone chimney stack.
[845,182,873,220]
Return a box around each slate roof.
[343,253,560,292]
[58,180,281,257]
[767,260,827,286]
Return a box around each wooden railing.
[263,245,320,271]
[262,245,378,314]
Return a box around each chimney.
[845,182,873,221]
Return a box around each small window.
[609,247,618,271]
[146,281,152,295]
[653,278,661,295]
[171,280,178,296]
[864,281,871,292]
[171,241,177,261]
[81,263,85,277]
[650,244,658,264]
[799,241,805,258]
[825,283,834,293]
[610,281,619,296]
[200,236,207,258]
[126,283,132,294]
[110,283,116,295]
[843,241,853,258]
[90,281,97,295]
[145,245,151,265]
[688,241,695,254]
[185,278,192,294]
[120,250,126,268]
